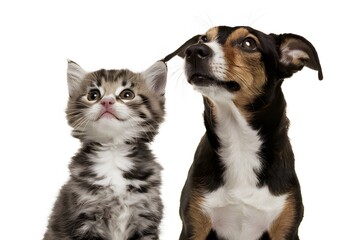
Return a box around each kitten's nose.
[100,97,115,108]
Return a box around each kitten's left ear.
[142,61,167,95]
[67,60,87,97]
[273,33,323,80]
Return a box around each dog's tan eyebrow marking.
[205,27,219,41]
[229,27,250,39]
[226,28,260,46]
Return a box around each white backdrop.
[1,0,359,239]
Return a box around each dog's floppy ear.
[272,33,323,80]
[162,35,201,62]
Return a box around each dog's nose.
[185,44,212,61]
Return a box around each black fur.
[164,26,322,240]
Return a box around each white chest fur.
[91,145,134,239]
[76,144,160,240]
[202,101,287,240]
[92,146,134,194]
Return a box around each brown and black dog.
[163,26,322,240]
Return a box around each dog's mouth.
[189,74,215,86]
[189,74,240,92]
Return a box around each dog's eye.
[199,35,208,43]
[240,37,257,51]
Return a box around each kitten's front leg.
[126,197,163,240]
[72,235,104,240]
[127,216,161,240]
[70,212,109,240]
[128,223,164,240]
[127,230,159,240]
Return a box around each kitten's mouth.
[98,111,122,121]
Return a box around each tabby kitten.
[44,60,167,240]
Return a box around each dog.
[163,26,323,240]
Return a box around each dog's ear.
[162,35,201,62]
[272,33,323,80]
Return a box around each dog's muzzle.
[185,44,240,92]
[186,44,213,61]
[185,43,212,82]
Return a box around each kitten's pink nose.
[100,97,115,108]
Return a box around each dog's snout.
[185,44,212,61]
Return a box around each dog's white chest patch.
[204,187,286,240]
[202,101,287,240]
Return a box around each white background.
[1,0,359,239]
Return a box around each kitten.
[44,60,167,240]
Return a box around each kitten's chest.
[92,147,133,195]
[90,147,135,239]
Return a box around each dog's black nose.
[185,44,212,61]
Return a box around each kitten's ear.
[67,60,87,97]
[142,61,167,95]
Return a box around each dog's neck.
[208,97,263,188]
[250,83,292,152]
[203,84,296,194]
[204,84,289,144]
[250,85,297,194]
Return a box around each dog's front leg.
[266,194,303,240]
[179,190,214,240]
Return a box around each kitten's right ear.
[142,61,168,96]
[67,60,87,97]
[162,35,201,62]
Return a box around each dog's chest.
[202,102,287,239]
[203,186,286,240]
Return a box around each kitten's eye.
[119,89,135,100]
[199,35,208,43]
[240,37,257,51]
[87,89,101,101]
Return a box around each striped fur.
[44,61,167,240]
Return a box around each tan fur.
[206,27,218,41]
[225,28,267,120]
[204,27,267,120]
[188,190,212,240]
[269,194,297,239]
[162,25,322,240]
